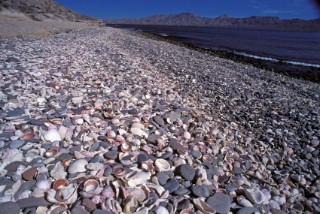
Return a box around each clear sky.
[55,0,319,19]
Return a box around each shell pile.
[0,27,319,214]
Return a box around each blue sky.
[56,0,319,19]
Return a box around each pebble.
[17,197,51,208]
[68,159,88,174]
[206,192,231,214]
[22,167,37,181]
[137,153,149,163]
[71,205,90,214]
[104,150,118,160]
[82,198,96,212]
[0,201,20,214]
[236,207,260,214]
[191,185,210,198]
[9,140,26,149]
[153,116,165,126]
[177,164,195,181]
[92,209,112,214]
[163,179,180,193]
[157,172,169,185]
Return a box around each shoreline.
[0,27,320,213]
[121,28,320,83]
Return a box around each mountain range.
[0,0,94,21]
[105,13,320,31]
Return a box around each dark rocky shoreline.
[135,31,320,83]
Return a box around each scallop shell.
[44,147,58,158]
[44,126,62,143]
[53,179,68,190]
[155,159,171,172]
[50,162,67,180]
[141,160,155,172]
[47,184,78,204]
[107,130,116,139]
[127,188,147,203]
[21,132,35,140]
[112,164,126,177]
[183,131,191,140]
[36,179,52,191]
[130,127,148,138]
[124,196,138,214]
[121,142,132,152]
[128,172,151,187]
[68,159,88,174]
[116,135,125,143]
[83,179,103,194]
[193,198,214,214]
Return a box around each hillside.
[0,0,94,21]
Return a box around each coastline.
[113,26,320,83]
[0,27,320,213]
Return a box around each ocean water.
[109,25,320,69]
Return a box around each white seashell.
[68,159,88,174]
[156,206,169,214]
[31,187,46,198]
[94,99,104,109]
[131,123,145,129]
[193,198,214,214]
[83,179,103,195]
[36,206,48,214]
[0,195,12,204]
[155,159,171,172]
[47,184,78,204]
[112,118,120,126]
[37,97,46,104]
[58,126,68,140]
[130,127,148,138]
[74,118,84,125]
[36,179,52,191]
[107,130,116,139]
[0,149,23,170]
[44,126,61,142]
[146,184,165,196]
[127,188,147,203]
[72,96,83,105]
[50,162,67,180]
[183,132,191,140]
[128,172,151,187]
[130,97,138,104]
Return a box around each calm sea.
[109,24,320,69]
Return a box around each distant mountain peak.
[104,13,320,31]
